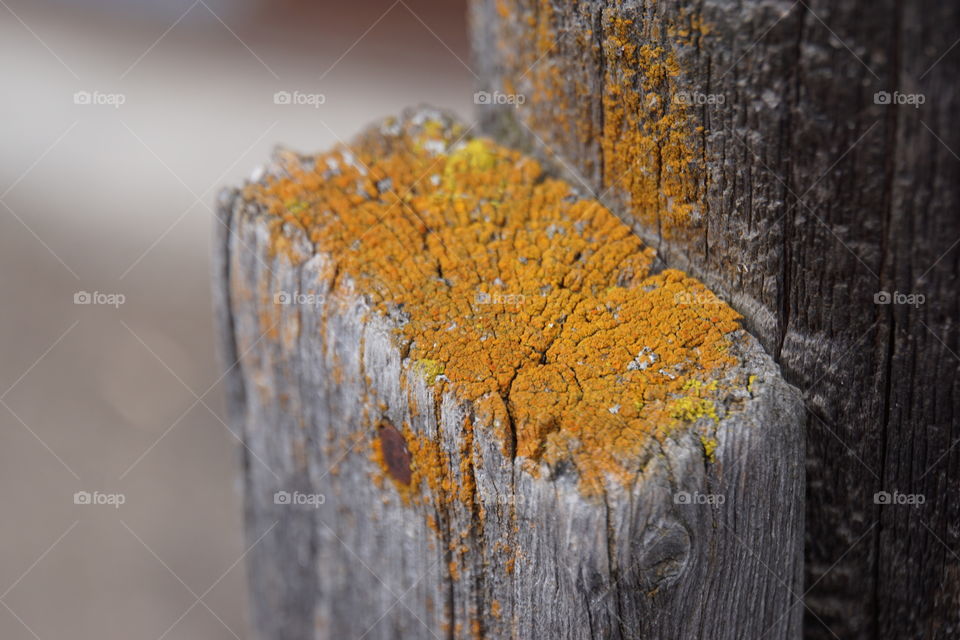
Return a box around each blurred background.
[0,1,471,637]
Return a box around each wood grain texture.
[468,1,960,637]
[213,112,805,639]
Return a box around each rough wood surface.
[213,110,805,639]
[468,1,960,637]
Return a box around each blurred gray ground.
[0,1,471,637]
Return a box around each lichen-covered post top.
[243,109,754,497]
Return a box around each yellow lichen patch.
[670,397,718,423]
[415,359,445,385]
[699,435,719,463]
[243,114,742,496]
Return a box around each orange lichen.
[492,1,708,233]
[448,560,461,581]
[458,418,479,509]
[243,113,742,497]
[601,26,703,231]
[406,423,449,503]
[498,0,601,175]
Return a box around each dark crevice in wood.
[873,0,904,632]
[777,2,805,366]
[601,489,625,640]
[594,0,607,186]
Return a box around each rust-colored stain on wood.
[377,420,412,485]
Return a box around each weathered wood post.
[467,1,960,637]
[214,110,804,639]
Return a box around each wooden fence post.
[468,1,960,636]
[214,110,804,639]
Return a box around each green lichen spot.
[670,396,718,422]
[285,200,308,215]
[416,359,445,385]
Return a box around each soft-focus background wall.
[0,1,471,637]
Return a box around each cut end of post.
[240,108,753,497]
[222,106,805,638]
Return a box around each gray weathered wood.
[214,111,804,639]
[468,1,960,636]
